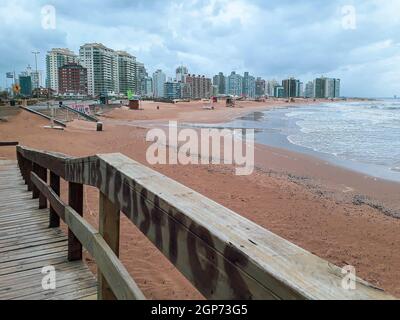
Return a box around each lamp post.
[32,51,40,89]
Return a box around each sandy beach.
[1,99,399,299]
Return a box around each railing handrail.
[59,104,99,122]
[15,145,395,300]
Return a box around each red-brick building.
[185,74,212,99]
[58,63,88,96]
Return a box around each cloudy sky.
[0,0,399,97]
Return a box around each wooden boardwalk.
[0,160,97,300]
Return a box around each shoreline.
[1,99,400,298]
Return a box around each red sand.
[0,99,399,299]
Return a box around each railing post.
[98,191,120,300]
[26,160,33,191]
[68,182,83,261]
[49,171,60,228]
[38,165,47,209]
[16,151,24,179]
[32,163,40,199]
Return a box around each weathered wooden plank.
[0,216,49,228]
[45,285,98,300]
[0,236,67,253]
[0,231,65,247]
[0,242,68,264]
[98,191,120,300]
[0,262,90,288]
[68,182,83,261]
[0,253,68,275]
[0,211,49,223]
[4,274,96,300]
[49,172,60,228]
[0,226,62,242]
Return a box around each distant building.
[24,65,41,90]
[299,82,304,97]
[117,51,136,96]
[228,72,243,96]
[266,80,278,97]
[142,76,153,98]
[305,81,314,98]
[164,82,181,100]
[185,74,212,99]
[213,72,227,95]
[255,77,266,98]
[58,63,88,96]
[242,72,256,99]
[314,77,341,98]
[282,78,300,98]
[176,66,188,83]
[79,43,119,97]
[19,75,32,97]
[153,69,166,98]
[212,85,219,97]
[334,79,341,98]
[274,85,284,98]
[46,48,78,93]
[180,82,192,99]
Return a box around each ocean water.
[191,99,400,182]
[285,100,400,173]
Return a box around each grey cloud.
[0,0,399,97]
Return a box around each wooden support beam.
[98,192,120,300]
[31,163,40,199]
[68,182,83,261]
[35,164,47,209]
[49,172,60,228]
[26,160,32,191]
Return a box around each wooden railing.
[15,146,394,300]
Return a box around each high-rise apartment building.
[116,51,136,96]
[282,78,300,98]
[228,72,243,96]
[274,85,284,98]
[153,69,166,98]
[213,72,226,95]
[242,72,256,99]
[305,81,314,98]
[19,75,32,97]
[79,43,119,97]
[185,74,212,99]
[314,77,341,98]
[176,66,189,83]
[255,77,266,98]
[266,80,278,96]
[46,48,78,93]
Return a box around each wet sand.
[0,99,399,299]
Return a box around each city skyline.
[1,1,399,97]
